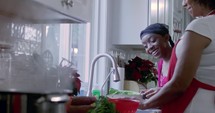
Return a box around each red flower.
[132,70,142,80]
[152,68,158,75]
[125,56,158,85]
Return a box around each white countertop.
[136,109,161,113]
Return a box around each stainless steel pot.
[36,94,69,113]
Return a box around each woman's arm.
[139,31,211,109]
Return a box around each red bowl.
[108,98,139,113]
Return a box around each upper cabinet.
[108,0,172,45]
[34,0,92,22]
[108,0,192,45]
[0,0,92,23]
[109,0,149,45]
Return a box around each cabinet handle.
[61,0,74,8]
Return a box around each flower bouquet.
[125,56,158,87]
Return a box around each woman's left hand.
[140,87,160,99]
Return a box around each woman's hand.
[140,87,160,99]
[66,96,96,113]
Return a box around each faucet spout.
[86,53,120,96]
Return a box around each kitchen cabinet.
[0,0,92,23]
[109,0,191,45]
[148,0,172,26]
[109,0,149,45]
[109,0,173,45]
[34,0,92,22]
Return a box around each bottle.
[92,84,100,99]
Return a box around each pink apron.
[157,59,168,87]
[161,38,215,113]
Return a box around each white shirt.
[182,15,215,113]
[185,15,215,86]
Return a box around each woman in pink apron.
[140,23,174,98]
[139,0,215,113]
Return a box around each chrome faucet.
[86,53,120,96]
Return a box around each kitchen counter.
[136,109,161,113]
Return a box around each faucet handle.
[112,68,120,82]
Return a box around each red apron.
[161,39,215,113]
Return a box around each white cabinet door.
[110,0,149,45]
[0,0,92,23]
[34,0,92,22]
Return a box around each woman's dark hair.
[194,0,215,10]
[140,23,174,48]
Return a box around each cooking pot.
[36,94,70,113]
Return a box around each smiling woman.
[140,23,174,87]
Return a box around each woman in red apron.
[139,0,215,113]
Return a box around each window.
[43,23,91,82]
[0,21,91,83]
